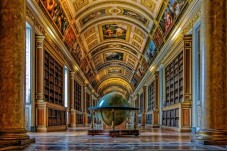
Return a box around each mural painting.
[81,9,106,25]
[80,58,93,79]
[159,0,187,35]
[132,77,138,88]
[91,44,137,57]
[137,59,148,80]
[106,52,124,61]
[153,28,164,49]
[144,40,157,64]
[122,9,148,26]
[108,67,123,74]
[40,0,70,35]
[71,42,83,63]
[65,27,76,48]
[101,24,128,40]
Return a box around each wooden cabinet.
[48,108,66,126]
[162,108,179,127]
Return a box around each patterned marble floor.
[20,127,226,151]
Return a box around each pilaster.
[152,71,160,128]
[69,72,76,127]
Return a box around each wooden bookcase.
[139,93,143,114]
[48,108,66,126]
[162,108,179,127]
[146,114,152,124]
[74,80,82,111]
[76,113,83,124]
[147,81,155,112]
[86,92,90,113]
[165,51,183,106]
[44,51,63,106]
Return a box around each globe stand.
[87,92,139,137]
[88,108,139,137]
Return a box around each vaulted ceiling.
[38,0,188,97]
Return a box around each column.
[35,35,46,132]
[152,71,160,128]
[0,0,33,145]
[196,0,227,144]
[141,86,147,126]
[69,72,76,127]
[83,84,88,126]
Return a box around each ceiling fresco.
[38,0,189,96]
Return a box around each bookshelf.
[147,81,155,112]
[165,51,183,106]
[146,114,152,124]
[86,93,90,113]
[162,108,179,127]
[76,113,83,124]
[48,108,66,126]
[139,93,143,114]
[74,80,82,111]
[44,51,63,105]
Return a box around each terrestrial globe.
[96,92,129,126]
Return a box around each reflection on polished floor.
[23,127,226,151]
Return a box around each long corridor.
[20,127,226,151]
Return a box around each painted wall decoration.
[81,9,106,26]
[73,0,89,11]
[91,44,137,57]
[97,62,112,72]
[137,59,148,80]
[153,28,164,49]
[71,42,83,63]
[108,67,123,74]
[159,0,187,35]
[105,52,124,61]
[80,58,93,79]
[144,40,157,64]
[65,27,76,48]
[132,77,138,88]
[100,24,128,41]
[40,0,70,35]
[122,9,148,26]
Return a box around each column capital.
[155,71,159,77]
[35,35,45,41]
[70,71,75,79]
[143,85,147,91]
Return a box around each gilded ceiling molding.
[74,1,155,20]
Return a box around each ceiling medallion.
[108,7,121,15]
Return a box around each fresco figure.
[106,52,124,61]
[102,24,127,40]
[41,0,69,35]
[159,0,186,35]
